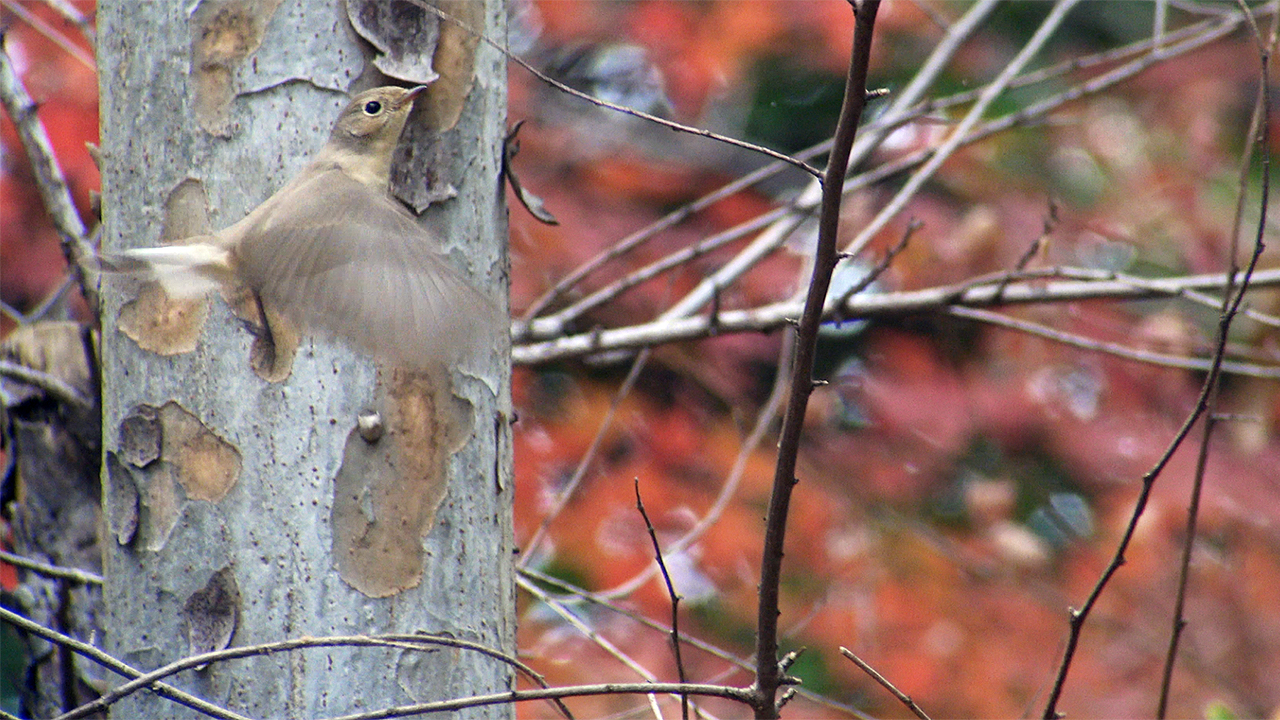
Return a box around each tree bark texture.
[96,1,512,717]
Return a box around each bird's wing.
[232,166,499,367]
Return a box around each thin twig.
[634,478,690,720]
[838,647,931,720]
[657,0,996,327]
[948,264,1280,329]
[0,550,102,585]
[841,0,1084,262]
[402,0,821,179]
[0,33,100,316]
[947,306,1280,378]
[518,140,835,326]
[519,577,687,720]
[0,0,94,68]
[518,568,871,719]
[546,3,1246,347]
[521,5,1252,345]
[1039,314,1254,718]
[835,218,919,311]
[1,274,80,325]
[1157,369,1222,718]
[40,0,95,50]
[753,3,880,717]
[520,569,749,671]
[1041,30,1273,707]
[0,607,251,720]
[920,9,1251,116]
[321,682,754,720]
[517,0,990,329]
[518,348,650,568]
[519,204,797,342]
[599,334,793,600]
[993,202,1058,303]
[1157,3,1274,716]
[55,633,558,720]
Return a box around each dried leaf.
[504,122,558,225]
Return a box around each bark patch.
[117,286,209,356]
[114,402,241,550]
[158,402,241,502]
[183,566,240,667]
[189,0,285,136]
[417,0,479,134]
[117,179,215,356]
[331,366,470,597]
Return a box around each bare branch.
[518,204,795,342]
[519,577,689,720]
[520,568,749,669]
[40,0,95,48]
[0,33,99,316]
[842,0,1084,262]
[948,306,1280,379]
[753,2,881,716]
[322,682,755,720]
[1043,9,1275,711]
[521,0,1251,332]
[403,0,821,179]
[0,0,94,68]
[512,268,1280,366]
[518,566,870,718]
[518,140,835,325]
[520,5,1258,348]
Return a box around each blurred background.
[4,0,1280,717]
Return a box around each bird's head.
[322,86,428,186]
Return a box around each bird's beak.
[394,85,429,110]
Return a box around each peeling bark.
[347,0,442,86]
[183,567,240,663]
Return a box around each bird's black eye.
[363,100,382,115]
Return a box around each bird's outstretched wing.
[231,166,499,367]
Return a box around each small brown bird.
[108,86,496,367]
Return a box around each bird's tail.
[98,240,233,299]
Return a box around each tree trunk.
[96,1,512,717]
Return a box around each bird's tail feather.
[98,241,232,299]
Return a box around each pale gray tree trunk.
[96,1,512,718]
